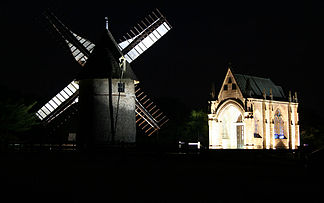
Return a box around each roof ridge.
[234,73,270,81]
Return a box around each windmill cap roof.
[78,29,137,80]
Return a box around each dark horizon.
[1,1,323,114]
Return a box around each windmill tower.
[36,9,171,148]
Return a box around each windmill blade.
[67,32,95,66]
[36,81,79,123]
[135,85,169,136]
[43,11,95,66]
[118,9,172,63]
[36,12,95,121]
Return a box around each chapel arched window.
[254,114,262,138]
[274,110,286,139]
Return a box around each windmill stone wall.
[79,78,136,148]
[112,78,136,143]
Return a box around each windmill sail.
[38,9,171,135]
[44,11,95,66]
[135,85,169,136]
[67,32,95,66]
[36,12,95,121]
[118,9,172,63]
[36,81,79,122]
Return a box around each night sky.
[1,1,324,115]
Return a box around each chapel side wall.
[243,114,254,149]
[290,103,300,149]
[251,101,264,149]
[264,102,271,149]
[208,115,222,149]
[252,100,292,149]
[270,102,289,149]
[208,101,222,149]
[294,104,300,148]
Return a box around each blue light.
[274,133,285,139]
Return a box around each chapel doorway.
[219,104,244,149]
[236,125,244,149]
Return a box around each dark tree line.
[0,85,39,149]
[154,97,209,149]
[299,105,324,150]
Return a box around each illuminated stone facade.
[208,68,300,149]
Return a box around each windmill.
[36,9,171,146]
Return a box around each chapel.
[208,68,300,149]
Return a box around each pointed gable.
[217,68,244,102]
[216,67,286,102]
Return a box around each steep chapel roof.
[234,73,285,100]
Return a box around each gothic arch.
[274,109,286,139]
[273,107,286,121]
[215,99,245,119]
[215,99,245,149]
[254,110,261,137]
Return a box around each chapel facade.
[208,68,300,149]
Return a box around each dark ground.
[0,148,323,202]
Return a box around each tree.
[182,110,208,147]
[300,125,324,150]
[299,105,324,150]
[0,99,39,143]
[152,97,190,148]
[147,97,209,149]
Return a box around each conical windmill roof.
[78,29,137,80]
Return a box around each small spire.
[289,91,292,102]
[105,17,109,30]
[245,78,252,97]
[270,88,273,100]
[263,88,266,99]
[227,61,232,71]
[210,82,216,100]
[294,92,298,103]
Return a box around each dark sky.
[1,1,324,114]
